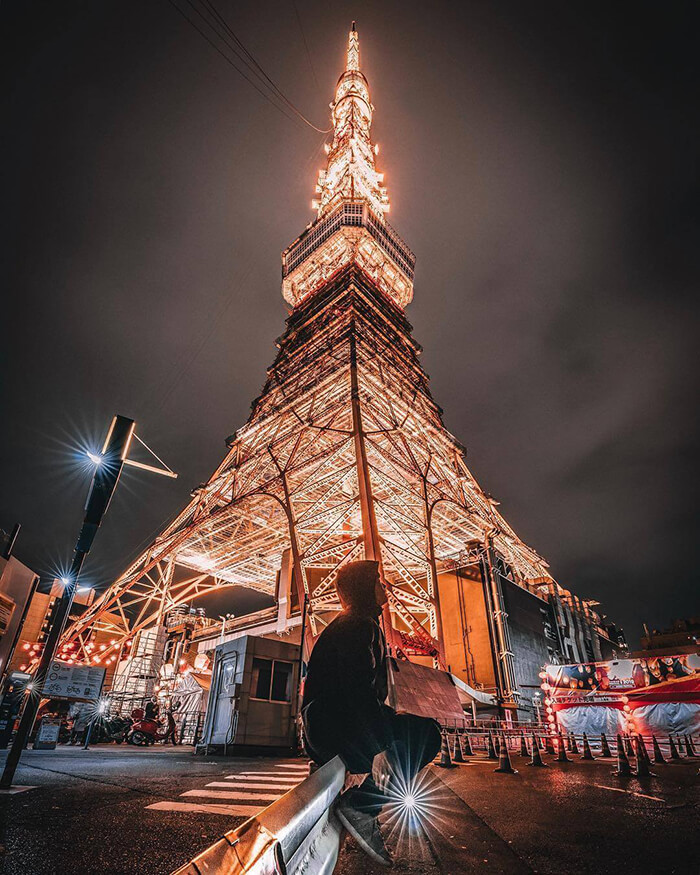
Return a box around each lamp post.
[0,414,176,789]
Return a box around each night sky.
[2,1,698,646]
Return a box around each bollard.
[520,734,529,757]
[668,735,682,760]
[651,735,666,764]
[452,731,465,763]
[634,736,655,777]
[556,732,571,763]
[439,730,455,768]
[613,734,632,777]
[600,733,613,758]
[569,732,580,755]
[528,733,547,767]
[494,735,518,774]
[487,733,498,760]
[581,732,595,760]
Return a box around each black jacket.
[302,611,389,732]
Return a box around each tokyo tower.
[62,24,554,706]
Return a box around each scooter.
[127,711,176,746]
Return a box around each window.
[251,657,294,703]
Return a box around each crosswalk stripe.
[275,764,310,769]
[238,771,306,777]
[181,789,281,801]
[225,775,301,787]
[207,781,295,790]
[146,801,260,816]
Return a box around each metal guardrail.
[172,757,345,875]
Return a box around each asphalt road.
[0,743,698,874]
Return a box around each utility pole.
[0,415,135,789]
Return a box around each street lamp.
[0,414,177,790]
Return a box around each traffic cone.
[634,736,654,777]
[688,735,698,756]
[624,736,635,758]
[581,732,595,760]
[684,735,697,758]
[487,733,498,760]
[494,736,518,774]
[494,734,501,756]
[439,730,454,768]
[638,735,651,763]
[528,733,547,767]
[452,731,465,763]
[651,735,666,764]
[613,734,632,776]
[462,731,474,757]
[556,732,571,762]
[520,734,529,757]
[545,734,555,755]
[600,733,612,757]
[668,735,681,760]
[569,732,580,755]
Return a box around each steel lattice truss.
[63,266,551,665]
[61,25,553,669]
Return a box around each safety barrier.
[172,757,345,875]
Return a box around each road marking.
[275,764,309,770]
[238,771,306,777]
[224,775,301,787]
[207,781,296,790]
[146,801,260,816]
[181,789,280,801]
[594,784,666,802]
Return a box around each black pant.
[304,703,441,804]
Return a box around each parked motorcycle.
[96,714,133,744]
[127,711,176,746]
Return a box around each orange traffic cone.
[651,735,666,764]
[668,735,681,760]
[634,736,654,777]
[486,733,498,760]
[600,733,613,757]
[581,732,595,760]
[683,735,697,758]
[439,730,454,768]
[520,734,529,757]
[452,731,465,763]
[462,731,474,757]
[613,734,632,776]
[556,732,571,762]
[528,733,547,767]
[624,736,634,758]
[494,735,518,774]
[545,734,556,755]
[569,733,580,755]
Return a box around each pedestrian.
[164,699,180,745]
[69,703,91,745]
[302,560,441,866]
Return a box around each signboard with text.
[41,660,105,701]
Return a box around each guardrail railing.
[173,757,345,875]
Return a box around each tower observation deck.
[60,25,573,709]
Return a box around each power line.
[292,0,321,97]
[169,0,330,133]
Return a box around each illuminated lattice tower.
[63,25,553,704]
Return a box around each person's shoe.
[336,794,392,867]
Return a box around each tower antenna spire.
[347,21,360,71]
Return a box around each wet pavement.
[0,743,698,874]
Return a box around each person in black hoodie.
[302,560,441,866]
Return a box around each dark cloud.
[2,0,698,644]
